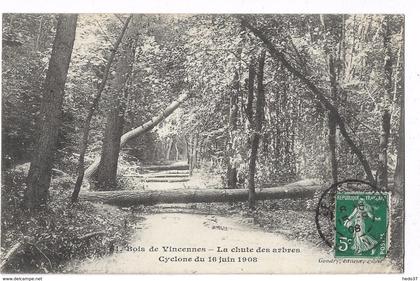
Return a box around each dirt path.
[71,211,396,274]
[70,163,397,273]
[121,161,222,191]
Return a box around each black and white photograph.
[0,7,415,277]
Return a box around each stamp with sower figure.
[335,192,389,258]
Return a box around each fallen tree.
[79,183,319,206]
[137,173,190,178]
[84,91,190,181]
[141,163,189,171]
[142,178,189,183]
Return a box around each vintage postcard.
[0,12,407,275]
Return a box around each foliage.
[1,168,135,273]
[2,14,404,184]
[2,15,55,168]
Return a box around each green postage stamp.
[335,192,389,258]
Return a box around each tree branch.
[240,17,375,184]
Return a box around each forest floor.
[1,166,139,273]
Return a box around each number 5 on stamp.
[335,192,389,258]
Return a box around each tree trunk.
[241,18,375,184]
[71,16,132,202]
[278,68,295,178]
[190,134,198,175]
[142,163,189,171]
[226,161,238,189]
[80,183,318,206]
[185,136,190,164]
[377,110,391,189]
[174,141,179,160]
[246,57,256,123]
[120,93,190,147]
[196,138,202,168]
[225,70,240,189]
[24,14,77,209]
[94,21,137,190]
[328,56,339,183]
[248,50,266,209]
[95,96,126,190]
[166,137,173,160]
[321,15,349,184]
[377,16,394,190]
[394,97,404,190]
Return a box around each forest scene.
[1,14,404,273]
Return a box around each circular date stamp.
[315,179,390,258]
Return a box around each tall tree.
[24,14,78,209]
[225,69,240,189]
[377,16,394,189]
[394,67,404,191]
[320,15,344,183]
[327,57,339,183]
[71,15,132,202]
[94,19,138,190]
[246,57,256,124]
[248,50,265,208]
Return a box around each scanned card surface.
[1,13,404,274]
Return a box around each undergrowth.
[1,168,135,273]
